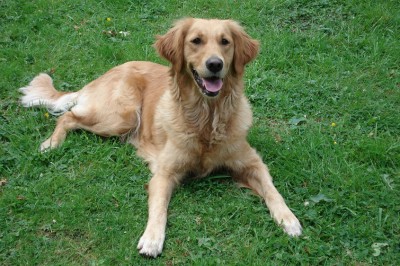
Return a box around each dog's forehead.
[187,19,231,38]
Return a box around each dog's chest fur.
[142,87,252,177]
[177,96,250,173]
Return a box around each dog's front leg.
[228,143,302,236]
[137,171,180,258]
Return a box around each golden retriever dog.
[19,18,302,257]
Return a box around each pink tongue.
[203,78,223,92]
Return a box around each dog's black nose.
[206,57,223,73]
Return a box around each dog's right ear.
[154,18,194,73]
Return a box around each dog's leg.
[137,170,181,258]
[40,111,80,151]
[228,144,302,236]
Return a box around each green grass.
[1,0,399,265]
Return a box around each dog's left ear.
[154,18,194,73]
[228,21,259,76]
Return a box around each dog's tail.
[19,73,78,115]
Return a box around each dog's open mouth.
[191,69,223,97]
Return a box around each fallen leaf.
[372,242,388,256]
[289,116,307,126]
[382,174,394,190]
[195,216,202,225]
[102,30,117,37]
[198,237,213,247]
[274,133,282,143]
[17,195,26,200]
[310,193,333,203]
[119,31,130,37]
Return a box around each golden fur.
[20,18,301,257]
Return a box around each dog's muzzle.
[191,69,223,97]
[191,56,224,97]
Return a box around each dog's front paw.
[274,210,302,237]
[137,231,165,258]
[281,215,302,236]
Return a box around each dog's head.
[155,18,259,98]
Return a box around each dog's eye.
[221,38,230,45]
[191,37,202,45]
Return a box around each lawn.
[1,0,399,265]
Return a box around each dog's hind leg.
[21,73,142,151]
[40,102,141,151]
[19,73,83,151]
[40,111,81,151]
